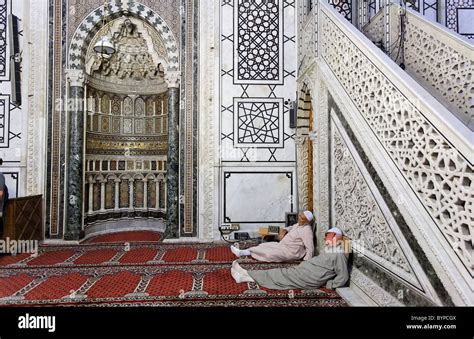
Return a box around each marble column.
[114,179,120,211]
[129,179,135,211]
[100,180,106,212]
[65,69,85,240]
[143,179,148,210]
[88,179,94,215]
[155,179,160,209]
[164,71,181,239]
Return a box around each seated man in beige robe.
[230,211,315,263]
[230,227,349,290]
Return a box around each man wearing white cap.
[230,211,315,263]
[230,227,349,290]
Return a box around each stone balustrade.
[320,0,473,276]
[84,166,167,224]
[362,5,474,129]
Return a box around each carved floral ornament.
[85,17,172,85]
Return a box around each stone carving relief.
[69,1,179,72]
[26,0,48,196]
[296,84,312,212]
[320,11,474,276]
[362,10,383,45]
[298,9,318,75]
[316,77,330,233]
[332,123,412,275]
[350,268,404,306]
[86,89,168,151]
[297,140,309,211]
[199,0,218,240]
[88,18,166,83]
[67,0,180,42]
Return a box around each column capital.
[66,69,85,88]
[164,70,181,88]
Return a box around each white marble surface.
[219,0,297,162]
[0,1,48,198]
[224,171,293,223]
[0,1,28,197]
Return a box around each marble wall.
[0,0,47,200]
[215,0,298,237]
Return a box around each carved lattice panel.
[321,11,474,275]
[146,97,155,116]
[123,118,132,134]
[135,119,144,134]
[112,117,121,133]
[135,98,145,117]
[101,116,110,133]
[156,96,163,115]
[111,96,121,115]
[123,97,133,115]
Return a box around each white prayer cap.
[326,227,343,236]
[303,211,313,222]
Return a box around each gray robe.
[248,251,349,290]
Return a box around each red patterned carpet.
[0,238,347,307]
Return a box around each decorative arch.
[68,1,179,72]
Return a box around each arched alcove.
[83,17,169,236]
[64,2,181,240]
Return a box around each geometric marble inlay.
[234,98,283,148]
[0,0,7,79]
[234,0,283,84]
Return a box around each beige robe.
[249,224,314,262]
